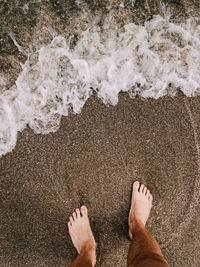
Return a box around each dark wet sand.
[0,94,200,266]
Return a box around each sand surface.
[0,93,200,266]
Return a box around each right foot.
[128,181,153,239]
[68,205,96,266]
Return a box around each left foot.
[68,205,96,266]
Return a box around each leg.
[127,181,170,267]
[68,205,96,267]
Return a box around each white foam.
[1,15,200,157]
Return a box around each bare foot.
[128,181,153,239]
[68,205,96,266]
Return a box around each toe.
[149,194,153,202]
[81,205,88,217]
[73,212,77,220]
[76,208,80,218]
[133,181,140,193]
[146,189,150,197]
[139,184,144,193]
[143,186,147,195]
[68,221,71,229]
[70,216,74,224]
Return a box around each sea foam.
[1,15,200,157]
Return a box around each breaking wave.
[1,14,200,157]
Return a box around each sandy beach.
[0,93,199,266]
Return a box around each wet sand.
[0,93,200,266]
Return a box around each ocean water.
[0,0,200,157]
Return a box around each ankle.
[80,245,96,266]
[130,217,146,233]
